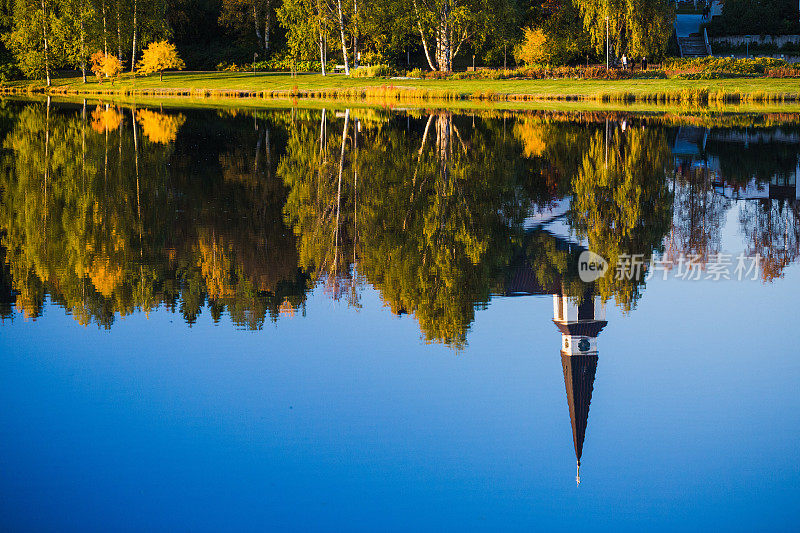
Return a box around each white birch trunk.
[265,0,271,51]
[413,0,437,71]
[336,0,350,74]
[352,0,358,69]
[102,0,108,54]
[116,0,122,62]
[131,0,137,72]
[80,14,86,82]
[41,0,50,86]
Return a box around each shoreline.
[3,72,800,106]
[7,95,800,126]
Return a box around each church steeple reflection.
[553,288,606,485]
[505,230,608,485]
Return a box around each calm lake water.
[1,100,799,531]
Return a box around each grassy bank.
[4,71,800,104]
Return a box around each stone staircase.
[679,33,710,58]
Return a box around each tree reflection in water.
[740,200,800,281]
[0,102,798,346]
[0,101,308,329]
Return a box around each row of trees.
[275,0,678,74]
[2,104,797,342]
[709,0,800,36]
[515,0,676,65]
[6,0,800,77]
[274,0,525,74]
[0,0,681,81]
[2,0,172,83]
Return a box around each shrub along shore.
[3,68,800,105]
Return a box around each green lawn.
[5,71,800,102]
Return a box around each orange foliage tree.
[90,52,123,85]
[135,110,187,144]
[91,106,123,133]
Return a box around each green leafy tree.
[569,125,673,311]
[277,0,334,74]
[535,0,592,65]
[578,0,675,60]
[356,0,416,67]
[3,0,60,84]
[410,0,511,72]
[219,0,275,54]
[53,0,96,82]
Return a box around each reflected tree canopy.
[740,200,800,281]
[569,125,674,311]
[0,102,798,345]
[352,112,534,346]
[281,111,540,345]
[0,102,308,329]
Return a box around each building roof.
[553,319,608,338]
[502,265,561,296]
[561,352,598,464]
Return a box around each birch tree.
[332,0,349,73]
[220,0,275,54]
[578,0,675,59]
[410,0,502,72]
[3,0,61,84]
[59,0,97,82]
[278,0,334,75]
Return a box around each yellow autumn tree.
[88,257,124,298]
[91,105,122,133]
[514,118,547,157]
[135,110,186,144]
[197,235,235,300]
[136,41,185,81]
[514,28,548,65]
[90,52,123,85]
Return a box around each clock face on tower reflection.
[578,338,591,352]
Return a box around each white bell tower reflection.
[553,292,607,356]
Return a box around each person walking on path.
[622,55,628,70]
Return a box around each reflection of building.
[672,125,800,202]
[554,290,606,485]
[714,172,799,202]
[554,289,607,356]
[504,231,607,485]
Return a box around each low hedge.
[412,66,667,80]
[351,64,394,78]
[663,57,788,74]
